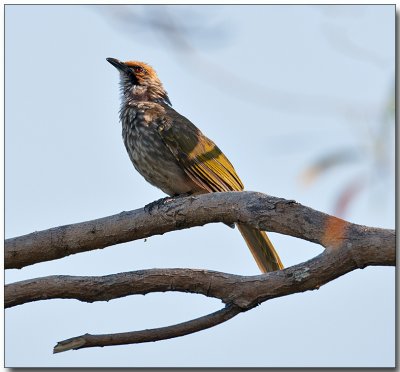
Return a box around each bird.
[107,57,284,273]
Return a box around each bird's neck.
[119,86,172,123]
[122,84,172,106]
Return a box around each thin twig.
[53,304,242,353]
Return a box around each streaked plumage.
[107,58,284,273]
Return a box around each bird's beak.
[106,58,131,74]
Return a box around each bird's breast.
[120,105,199,196]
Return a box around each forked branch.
[5,191,395,353]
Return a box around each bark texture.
[5,191,395,353]
[5,191,394,269]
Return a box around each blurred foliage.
[300,78,394,217]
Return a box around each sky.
[4,4,395,368]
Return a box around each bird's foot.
[144,197,173,214]
[144,193,192,214]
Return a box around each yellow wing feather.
[159,106,243,193]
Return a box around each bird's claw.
[144,193,193,214]
[144,196,174,214]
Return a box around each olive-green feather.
[158,106,243,192]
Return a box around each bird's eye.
[133,66,144,73]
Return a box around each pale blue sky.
[5,5,395,367]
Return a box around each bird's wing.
[157,107,244,193]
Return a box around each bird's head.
[107,58,171,106]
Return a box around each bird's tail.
[237,223,284,273]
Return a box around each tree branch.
[4,225,395,309]
[5,269,243,309]
[5,191,394,352]
[53,304,242,353]
[5,191,395,269]
[6,222,394,352]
